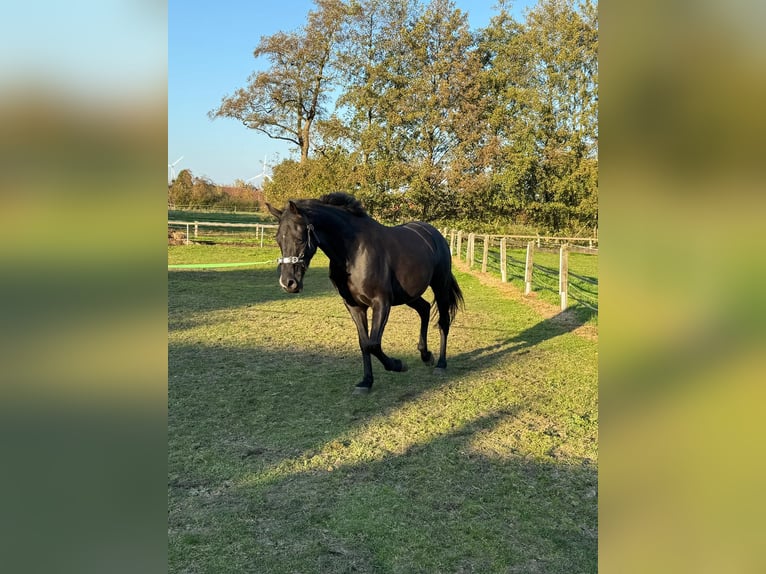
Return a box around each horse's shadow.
[450,307,596,374]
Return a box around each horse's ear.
[266,202,282,219]
[288,200,300,215]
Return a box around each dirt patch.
[453,260,598,341]
[168,230,187,245]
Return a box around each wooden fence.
[168,220,277,247]
[441,228,598,312]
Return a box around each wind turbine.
[168,156,183,183]
[246,154,272,185]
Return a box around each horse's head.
[266,200,318,293]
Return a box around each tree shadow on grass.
[168,341,458,471]
[168,266,339,332]
[279,411,596,574]
[169,388,597,573]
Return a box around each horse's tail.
[432,270,464,324]
[430,232,464,324]
[446,272,464,322]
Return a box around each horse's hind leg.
[406,297,434,365]
[433,294,452,372]
[368,300,408,373]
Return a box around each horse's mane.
[318,192,368,217]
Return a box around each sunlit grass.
[169,244,597,573]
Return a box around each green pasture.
[169,208,272,225]
[168,244,598,573]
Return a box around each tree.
[523,0,597,228]
[478,0,598,231]
[475,2,537,220]
[396,0,480,219]
[330,0,479,220]
[168,168,194,207]
[209,0,349,163]
[167,169,221,208]
[190,176,220,207]
[262,156,352,208]
[330,0,422,200]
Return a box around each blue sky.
[169,0,535,185]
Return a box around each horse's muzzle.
[279,277,302,293]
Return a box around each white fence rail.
[168,220,277,247]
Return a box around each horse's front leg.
[368,300,408,374]
[344,302,374,392]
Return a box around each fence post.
[468,233,476,267]
[450,229,456,255]
[194,222,198,238]
[559,243,569,311]
[466,233,471,266]
[185,223,190,245]
[482,234,490,273]
[524,241,535,295]
[456,231,463,260]
[500,238,507,282]
[537,234,541,248]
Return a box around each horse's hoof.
[422,353,435,366]
[398,361,409,372]
[353,385,372,395]
[433,367,447,377]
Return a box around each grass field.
[168,244,598,573]
[169,208,273,225]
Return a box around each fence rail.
[169,205,262,214]
[168,220,277,229]
[168,220,277,247]
[449,231,597,248]
[442,227,598,312]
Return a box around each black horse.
[266,192,463,393]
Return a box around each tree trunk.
[300,123,311,163]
